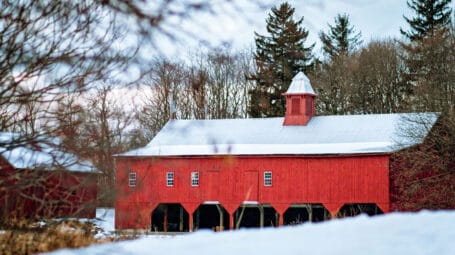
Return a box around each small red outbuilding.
[115,72,438,231]
[0,133,98,219]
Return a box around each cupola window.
[291,98,300,115]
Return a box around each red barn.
[115,72,438,231]
[0,133,98,219]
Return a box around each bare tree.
[0,1,132,136]
[204,48,254,119]
[390,113,455,211]
[312,40,411,115]
[311,54,357,115]
[187,64,209,120]
[1,0,261,151]
[53,85,134,206]
[184,48,255,120]
[0,1,134,224]
[352,40,411,113]
[134,48,255,143]
[136,58,186,139]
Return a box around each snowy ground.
[92,208,115,239]
[48,210,455,255]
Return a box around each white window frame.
[128,172,137,187]
[191,172,199,187]
[264,171,272,187]
[166,172,174,187]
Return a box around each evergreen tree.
[400,0,452,41]
[319,13,362,59]
[249,2,314,117]
[400,0,454,112]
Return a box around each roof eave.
[114,152,393,159]
[282,92,318,96]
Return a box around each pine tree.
[319,13,362,59]
[249,2,314,117]
[400,0,452,41]
[400,0,453,112]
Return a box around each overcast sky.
[152,0,454,57]
[256,0,411,46]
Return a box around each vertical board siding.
[0,170,97,219]
[115,155,390,229]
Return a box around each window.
[166,172,174,187]
[191,172,199,187]
[306,97,312,115]
[291,98,301,115]
[264,171,272,186]
[129,172,137,187]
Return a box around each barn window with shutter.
[166,172,174,187]
[264,171,272,186]
[128,172,136,187]
[191,172,199,187]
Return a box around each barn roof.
[0,132,96,172]
[285,72,317,95]
[119,113,438,157]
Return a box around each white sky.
[154,0,455,56]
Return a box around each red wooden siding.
[0,168,98,219]
[115,154,390,229]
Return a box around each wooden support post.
[189,213,193,232]
[229,213,234,230]
[235,210,239,229]
[323,203,342,220]
[279,213,283,226]
[258,205,264,228]
[216,204,224,231]
[163,205,168,233]
[307,204,313,222]
[179,206,184,232]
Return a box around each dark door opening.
[234,205,277,228]
[337,203,384,218]
[283,204,331,225]
[151,203,189,232]
[193,204,229,231]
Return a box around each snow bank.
[89,208,115,239]
[94,208,115,233]
[47,210,454,255]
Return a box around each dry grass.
[0,219,130,255]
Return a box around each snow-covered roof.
[0,132,96,172]
[119,113,438,157]
[285,72,317,95]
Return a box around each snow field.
[48,210,455,255]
